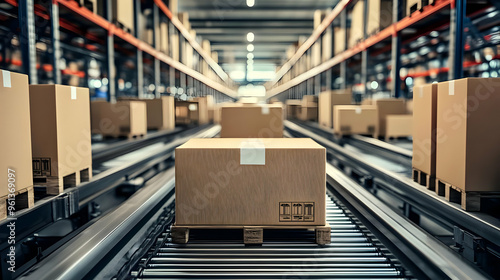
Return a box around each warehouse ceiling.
[179,0,339,84]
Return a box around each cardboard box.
[322,23,333,62]
[192,97,210,125]
[373,99,407,137]
[160,22,169,54]
[286,100,302,120]
[436,78,500,192]
[406,99,413,114]
[318,89,353,128]
[112,0,134,33]
[300,106,318,122]
[367,0,393,36]
[311,41,321,67]
[143,97,175,130]
[349,0,365,48]
[175,138,326,226]
[385,115,413,140]
[175,100,200,125]
[171,32,180,61]
[334,105,377,136]
[361,98,373,105]
[334,27,346,55]
[412,84,437,177]
[91,100,147,137]
[30,85,92,193]
[1,71,33,197]
[177,12,190,30]
[221,104,283,138]
[302,95,318,107]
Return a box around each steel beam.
[18,0,37,84]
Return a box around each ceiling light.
[247,53,254,59]
[247,44,254,52]
[246,0,255,7]
[247,32,255,42]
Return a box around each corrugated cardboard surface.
[334,105,378,135]
[91,101,147,137]
[221,105,283,138]
[30,85,91,178]
[299,106,318,121]
[1,71,33,197]
[386,115,413,138]
[175,100,199,125]
[406,0,421,16]
[302,95,318,107]
[349,0,364,48]
[412,84,437,175]
[144,97,175,130]
[334,27,346,55]
[112,0,134,32]
[175,138,326,226]
[374,99,407,137]
[406,99,413,114]
[436,78,500,192]
[318,89,353,128]
[193,97,210,125]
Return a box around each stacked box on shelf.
[334,27,346,55]
[407,0,435,16]
[0,70,34,219]
[30,85,92,195]
[349,0,365,48]
[367,0,393,36]
[173,138,329,244]
[333,105,378,137]
[160,21,169,54]
[318,89,352,129]
[285,100,302,120]
[202,40,211,75]
[111,0,134,33]
[171,30,180,61]
[192,96,210,125]
[91,100,147,138]
[175,100,200,125]
[435,78,500,211]
[221,104,283,138]
[412,84,437,190]
[321,9,333,62]
[300,95,318,122]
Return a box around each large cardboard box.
[175,100,199,125]
[160,22,169,54]
[30,85,92,194]
[91,100,147,137]
[175,138,326,226]
[412,84,437,177]
[436,78,500,192]
[406,99,413,114]
[1,71,33,198]
[385,115,413,140]
[334,105,377,136]
[349,0,365,48]
[334,27,346,55]
[300,106,319,122]
[373,99,407,137]
[144,97,175,130]
[318,89,353,128]
[221,104,283,138]
[171,32,180,61]
[112,0,134,33]
[302,95,318,107]
[367,0,393,36]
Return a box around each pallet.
[34,167,92,195]
[170,223,331,245]
[1,186,34,220]
[435,178,500,212]
[412,168,435,191]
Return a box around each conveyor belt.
[133,195,409,279]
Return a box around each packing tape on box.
[261,106,270,115]
[71,86,77,100]
[2,70,11,88]
[449,81,455,96]
[240,140,265,165]
[355,107,362,114]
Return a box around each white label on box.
[419,86,424,98]
[449,81,455,96]
[2,70,11,88]
[71,87,77,99]
[355,107,362,114]
[240,140,265,165]
[261,106,270,115]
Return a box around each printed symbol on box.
[33,158,51,177]
[279,202,291,221]
[304,202,314,222]
[292,203,304,221]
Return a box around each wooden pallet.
[412,168,435,191]
[1,186,34,220]
[170,223,331,245]
[34,167,92,195]
[435,179,500,212]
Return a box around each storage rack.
[265,0,499,100]
[0,0,237,103]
